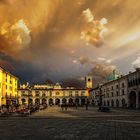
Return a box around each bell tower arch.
[85,76,92,89]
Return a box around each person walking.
[61,103,64,111]
[75,103,78,109]
[65,103,68,111]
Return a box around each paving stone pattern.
[0,107,140,140]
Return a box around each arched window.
[116,99,119,107]
[104,101,106,106]
[122,99,126,107]
[107,100,110,106]
[111,100,114,107]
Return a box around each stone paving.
[32,106,140,118]
[0,106,140,140]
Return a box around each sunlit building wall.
[18,76,92,106]
[0,66,18,106]
[0,67,3,106]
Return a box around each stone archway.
[129,91,136,108]
[81,98,86,106]
[42,98,47,105]
[49,98,54,106]
[55,98,60,105]
[138,91,140,109]
[69,98,73,106]
[116,99,119,107]
[62,98,67,104]
[75,98,80,105]
[111,100,114,107]
[35,98,40,105]
[28,98,33,106]
[107,100,110,106]
[21,98,26,105]
[104,100,106,106]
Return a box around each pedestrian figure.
[65,104,68,111]
[75,103,78,109]
[85,103,88,110]
[98,102,101,110]
[61,104,64,111]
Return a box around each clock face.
[88,78,91,82]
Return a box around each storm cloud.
[0,0,140,86]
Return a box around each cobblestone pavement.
[0,106,140,140]
[32,106,140,118]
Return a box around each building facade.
[18,76,92,106]
[0,67,18,107]
[89,69,140,109]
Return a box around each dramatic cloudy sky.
[0,0,140,86]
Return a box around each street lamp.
[27,88,31,109]
[98,84,103,110]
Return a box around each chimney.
[136,68,140,71]
[129,71,132,74]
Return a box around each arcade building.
[18,76,93,106]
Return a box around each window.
[81,91,85,94]
[70,94,72,97]
[22,91,25,94]
[111,92,114,97]
[76,93,79,96]
[56,92,60,95]
[107,93,109,98]
[136,79,138,85]
[111,86,113,90]
[36,93,40,97]
[116,85,119,89]
[139,78,140,85]
[42,93,45,97]
[50,91,52,96]
[122,89,125,95]
[10,86,12,91]
[128,82,130,87]
[116,91,119,96]
[122,83,125,88]
[35,91,39,94]
[63,91,65,96]
[69,91,72,93]
[75,91,78,93]
[133,80,135,86]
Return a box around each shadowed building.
[89,69,140,109]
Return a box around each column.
[46,99,49,105]
[60,98,62,104]
[32,98,35,105]
[79,99,81,106]
[136,92,139,109]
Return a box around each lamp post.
[27,88,31,109]
[98,84,103,110]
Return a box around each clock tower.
[85,76,92,89]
